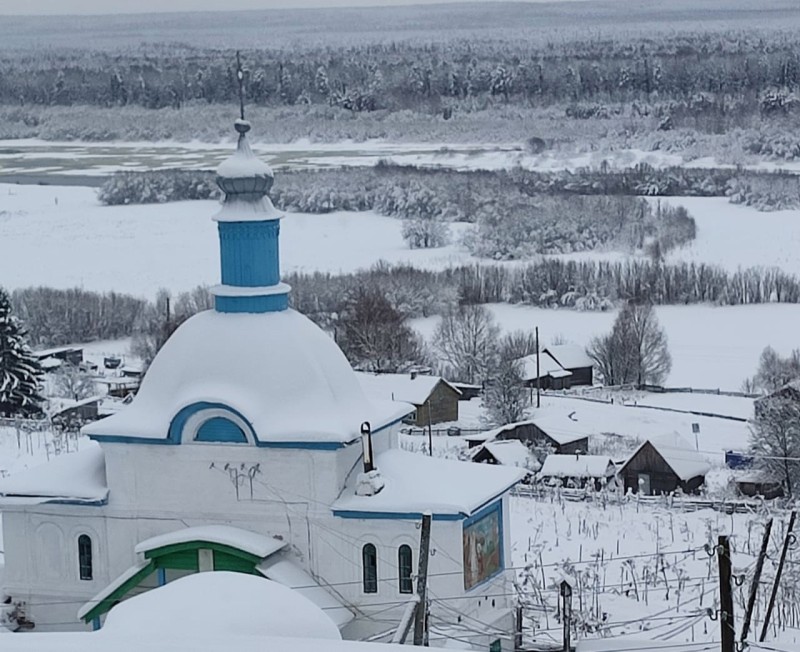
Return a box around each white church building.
[0,116,524,647]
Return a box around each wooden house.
[516,352,573,391]
[618,434,709,495]
[463,418,589,461]
[538,454,616,490]
[543,345,594,387]
[734,470,784,500]
[470,440,538,480]
[355,372,461,426]
[34,346,84,367]
[754,381,800,419]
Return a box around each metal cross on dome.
[236,51,246,121]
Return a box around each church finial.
[236,50,246,125]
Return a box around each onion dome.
[210,119,290,314]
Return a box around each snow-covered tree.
[433,305,499,384]
[0,288,44,417]
[336,286,426,373]
[751,346,800,394]
[483,337,528,426]
[52,363,97,402]
[749,396,800,498]
[587,302,671,386]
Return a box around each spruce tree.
[0,288,44,417]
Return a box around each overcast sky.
[0,0,560,16]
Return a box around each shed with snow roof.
[538,454,616,490]
[355,372,461,426]
[617,434,709,495]
[543,345,593,387]
[463,419,588,460]
[516,352,573,391]
[470,440,538,478]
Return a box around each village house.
[0,116,523,649]
[617,434,709,495]
[542,345,594,387]
[517,351,573,391]
[355,372,461,426]
[463,416,589,461]
[34,346,84,369]
[470,440,539,480]
[538,454,616,490]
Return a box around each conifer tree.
[0,288,44,417]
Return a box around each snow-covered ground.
[5,185,800,294]
[413,302,800,392]
[5,139,800,177]
[510,497,800,648]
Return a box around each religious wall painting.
[462,503,502,590]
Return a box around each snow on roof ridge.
[135,525,287,559]
[332,448,523,516]
[539,454,615,478]
[0,443,107,502]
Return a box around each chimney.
[360,421,375,474]
[356,421,385,496]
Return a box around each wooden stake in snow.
[560,580,572,652]
[760,510,796,643]
[717,535,735,652]
[413,511,432,646]
[740,518,772,644]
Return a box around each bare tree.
[52,363,97,401]
[587,302,671,386]
[750,396,800,498]
[483,337,528,426]
[750,346,800,394]
[433,304,499,384]
[336,286,426,373]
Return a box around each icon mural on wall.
[462,506,501,590]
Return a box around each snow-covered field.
[3,183,800,390]
[5,139,800,177]
[413,302,800,392]
[510,497,800,648]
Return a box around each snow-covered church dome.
[84,119,407,446]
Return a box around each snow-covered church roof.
[84,310,410,445]
[84,116,411,446]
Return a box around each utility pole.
[535,326,541,409]
[413,511,432,646]
[717,535,735,652]
[560,580,572,652]
[740,518,772,644]
[760,510,796,642]
[426,399,433,457]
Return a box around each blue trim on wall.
[89,409,409,449]
[215,293,288,314]
[157,568,167,586]
[218,220,281,288]
[42,496,108,506]
[92,617,101,631]
[168,402,255,444]
[332,510,465,521]
[195,417,248,443]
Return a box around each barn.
[463,418,589,460]
[538,454,616,490]
[542,345,594,387]
[617,434,709,495]
[516,352,573,391]
[470,440,538,478]
[355,372,461,426]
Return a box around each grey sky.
[0,0,553,16]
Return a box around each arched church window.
[398,544,413,594]
[362,543,377,593]
[78,534,93,581]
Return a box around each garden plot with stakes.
[508,497,800,648]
